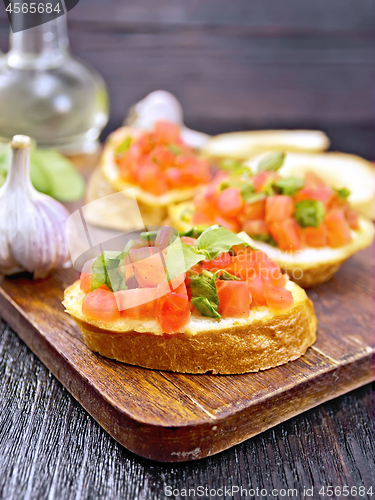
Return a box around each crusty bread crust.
[63,281,317,374]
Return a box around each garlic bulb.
[0,135,71,278]
[125,90,210,149]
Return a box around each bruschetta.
[168,154,374,288]
[86,121,212,228]
[63,225,317,374]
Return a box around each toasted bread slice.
[245,152,375,220]
[168,202,374,288]
[63,280,317,374]
[202,130,330,160]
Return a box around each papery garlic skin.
[0,135,71,278]
[126,90,210,149]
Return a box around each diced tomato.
[247,275,267,306]
[80,272,92,293]
[345,206,359,230]
[304,225,328,247]
[157,282,190,333]
[216,280,251,318]
[263,283,294,311]
[217,187,244,217]
[253,171,277,192]
[82,288,120,322]
[117,143,141,179]
[136,163,168,195]
[135,132,152,154]
[304,170,325,189]
[325,209,352,248]
[194,193,218,219]
[181,236,197,246]
[203,171,228,202]
[294,186,334,206]
[150,145,175,168]
[154,120,181,145]
[243,199,266,220]
[268,218,303,251]
[115,288,158,318]
[215,215,240,232]
[155,226,176,250]
[176,156,211,186]
[164,167,181,188]
[202,252,233,273]
[129,247,166,287]
[242,219,268,235]
[124,255,135,281]
[265,195,294,223]
[192,211,213,225]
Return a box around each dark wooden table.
[0,1,374,498]
[0,323,374,499]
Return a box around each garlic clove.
[0,135,71,278]
[125,90,210,149]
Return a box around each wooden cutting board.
[0,246,373,463]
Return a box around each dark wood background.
[0,1,374,499]
[0,0,373,158]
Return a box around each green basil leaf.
[107,266,127,292]
[335,187,351,200]
[190,271,219,306]
[219,158,243,171]
[250,233,277,246]
[242,190,266,205]
[240,182,255,202]
[273,177,304,196]
[179,225,209,239]
[164,238,206,281]
[140,231,158,242]
[116,137,132,155]
[294,200,325,228]
[258,152,285,172]
[0,144,85,201]
[195,226,254,260]
[213,270,241,281]
[91,249,130,292]
[30,149,85,202]
[191,297,221,318]
[168,144,182,155]
[91,255,107,291]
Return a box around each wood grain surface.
[0,245,373,463]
